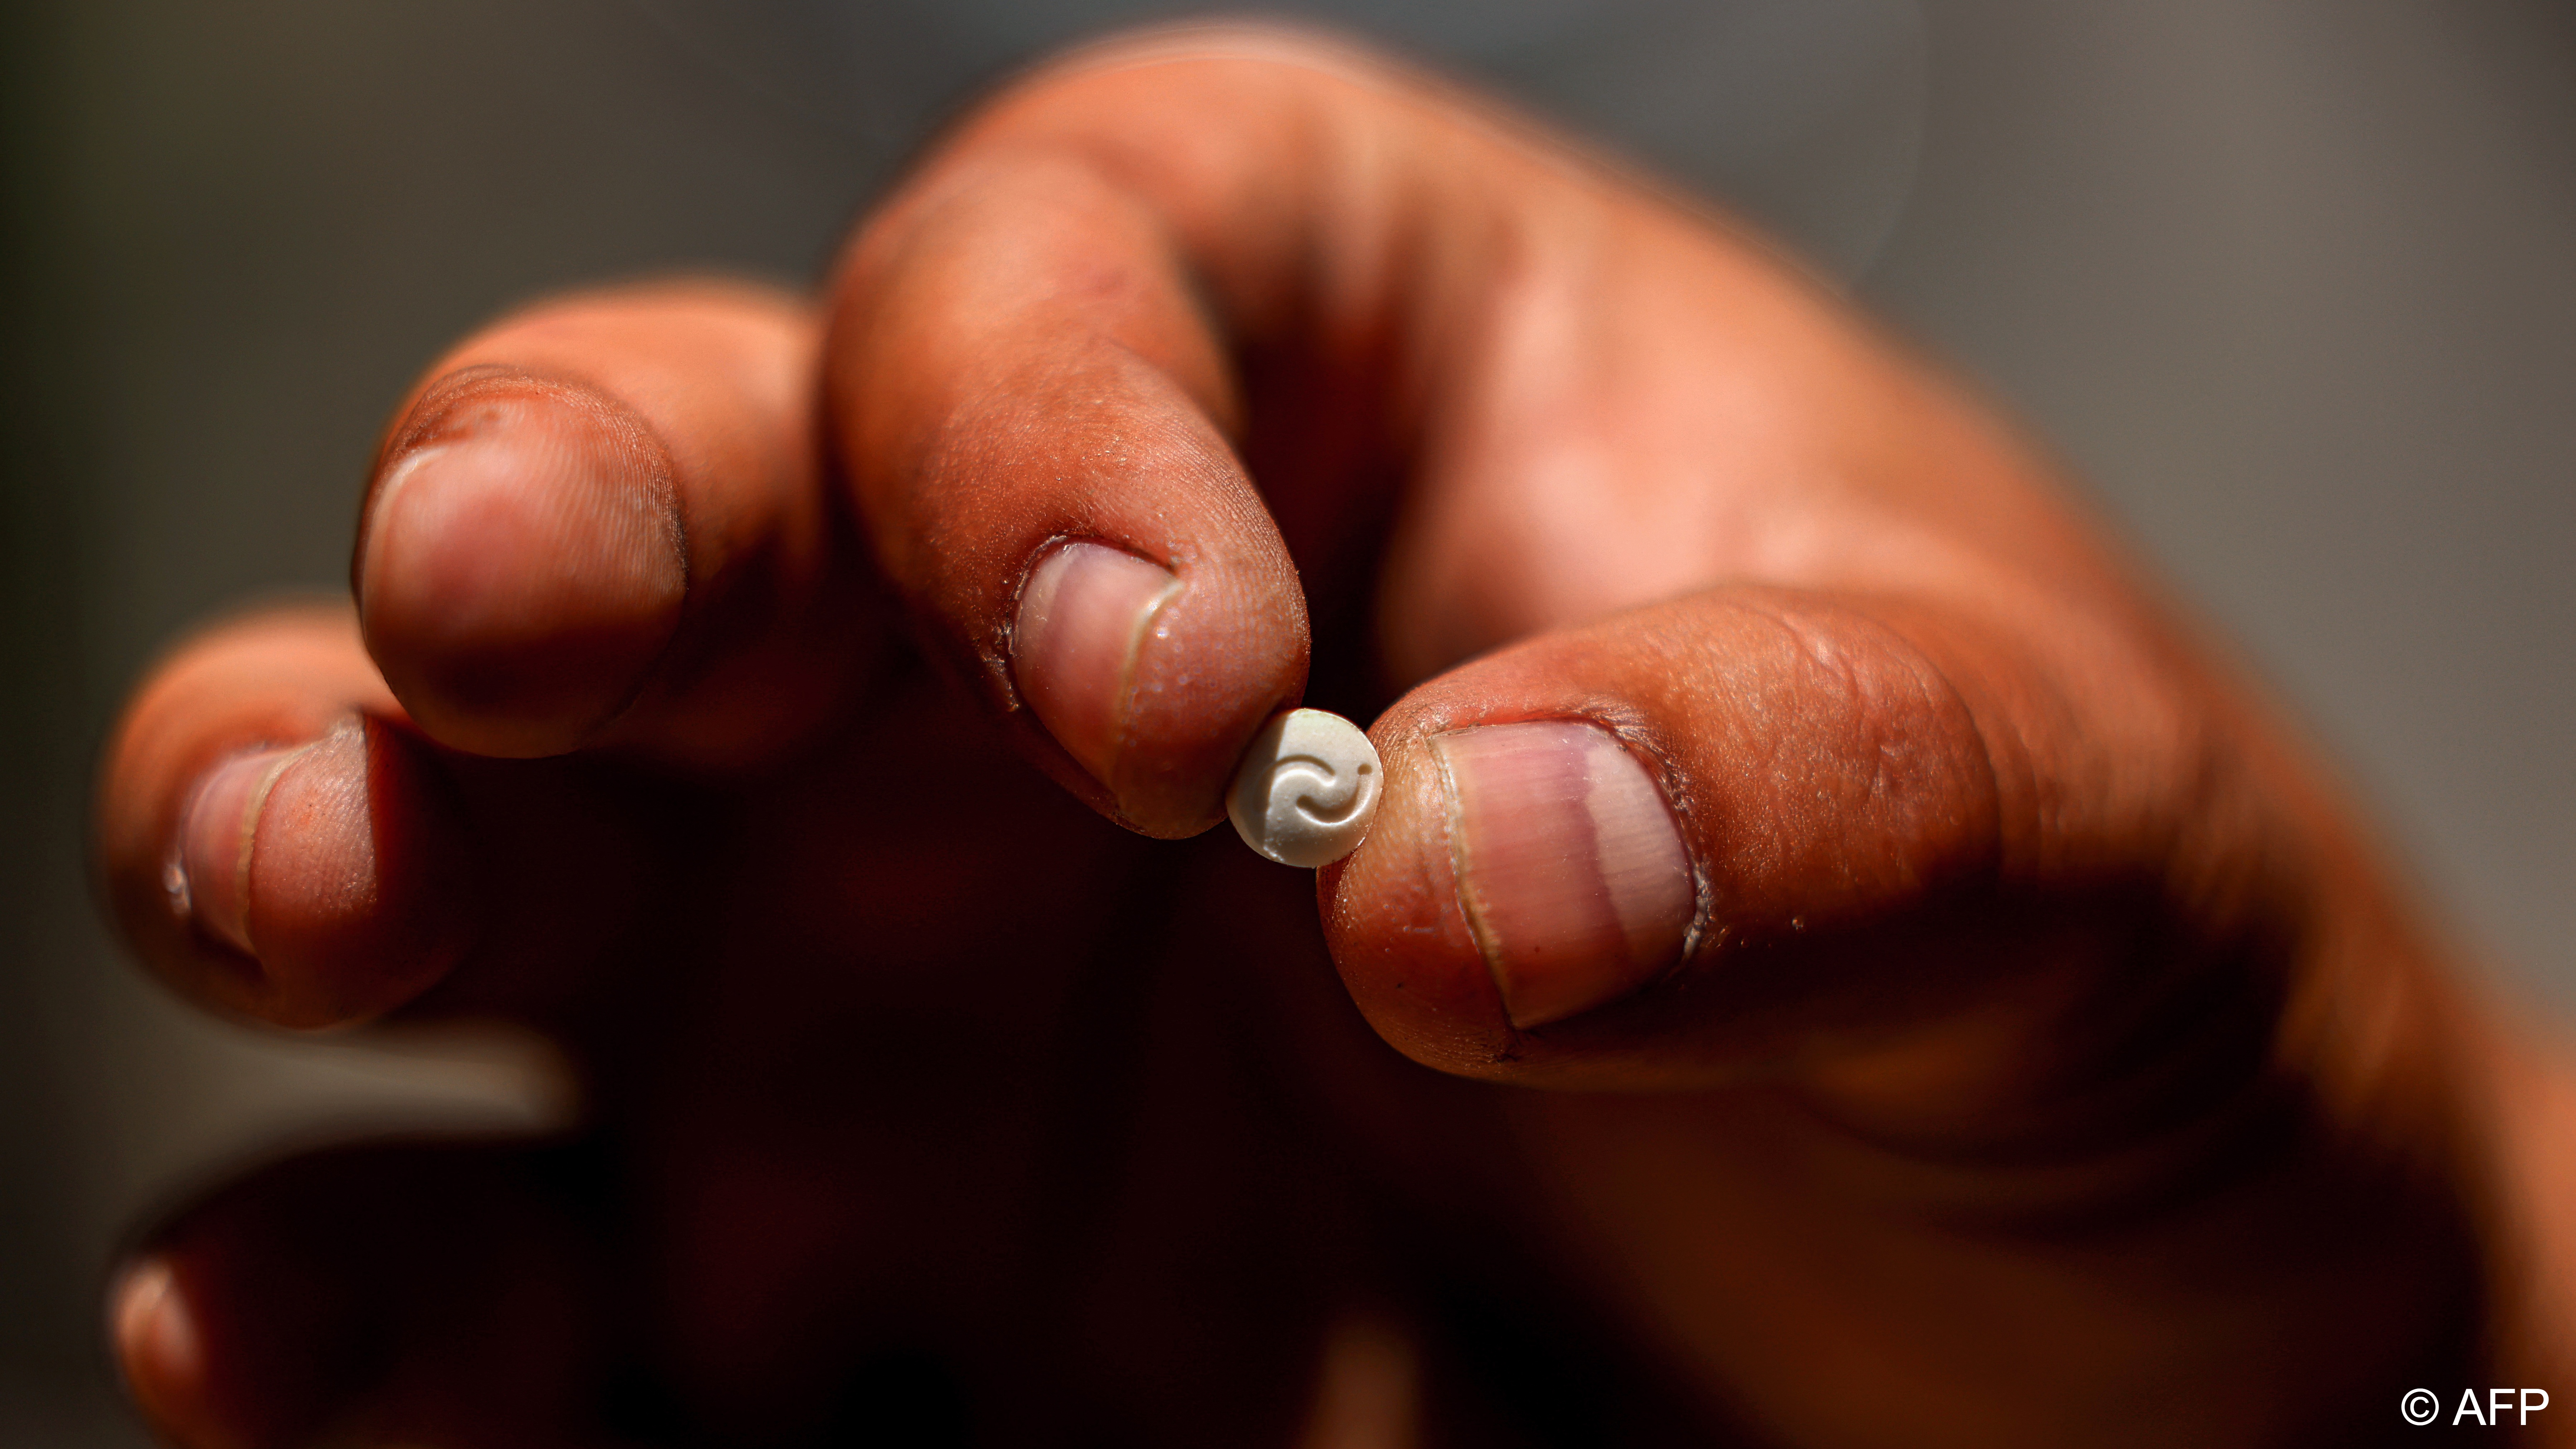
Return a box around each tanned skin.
[93,28,2574,1448]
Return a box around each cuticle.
[1000,531,1082,710]
[1425,731,1510,993]
[1595,717,1714,973]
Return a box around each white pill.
[1226,708,1383,868]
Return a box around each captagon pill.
[1226,708,1382,868]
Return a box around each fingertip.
[1008,534,1307,838]
[111,1256,223,1449]
[104,1144,576,1449]
[175,716,481,1028]
[358,372,684,758]
[1115,545,1312,837]
[1322,694,1695,1073]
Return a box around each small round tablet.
[1226,708,1383,868]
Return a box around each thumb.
[1315,581,2494,1446]
[1320,577,2300,1120]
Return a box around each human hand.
[94,27,2555,1446]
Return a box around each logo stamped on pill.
[1227,708,1382,867]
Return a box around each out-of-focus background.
[3,0,2570,1440]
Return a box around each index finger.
[824,29,1539,837]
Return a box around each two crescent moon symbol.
[1226,710,1384,868]
[1270,753,1376,827]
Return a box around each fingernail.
[111,1256,208,1443]
[1012,540,1182,793]
[1432,721,1694,1028]
[175,719,475,1027]
[173,744,306,957]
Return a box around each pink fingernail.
[1432,721,1694,1028]
[173,745,302,956]
[1011,540,1182,792]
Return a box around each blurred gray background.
[3,0,2571,1440]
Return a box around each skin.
[91,26,2575,1449]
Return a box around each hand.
[92,27,2559,1446]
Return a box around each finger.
[97,605,655,1028]
[821,30,1556,837]
[826,97,1299,837]
[108,1140,611,1449]
[1319,576,2333,1122]
[358,279,880,768]
[97,605,474,1026]
[824,28,2122,840]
